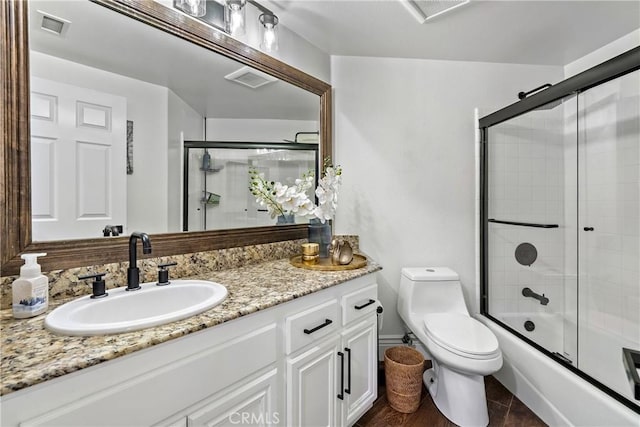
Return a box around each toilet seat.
[423,313,499,360]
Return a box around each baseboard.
[378,334,406,360]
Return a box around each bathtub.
[476,315,639,426]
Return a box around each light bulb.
[179,0,206,17]
[225,0,246,36]
[259,12,278,52]
[263,26,275,51]
[230,11,244,34]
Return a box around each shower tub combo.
[479,47,640,425]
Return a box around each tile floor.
[356,368,547,427]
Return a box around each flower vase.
[308,218,332,258]
[276,214,295,225]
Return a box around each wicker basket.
[384,346,425,413]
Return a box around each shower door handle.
[584,227,594,231]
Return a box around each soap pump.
[12,253,49,319]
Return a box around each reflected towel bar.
[488,219,559,228]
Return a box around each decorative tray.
[289,254,368,271]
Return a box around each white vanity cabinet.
[0,274,378,427]
[286,282,378,427]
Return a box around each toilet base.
[424,361,489,427]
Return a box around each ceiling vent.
[37,10,71,36]
[399,0,470,24]
[224,66,278,89]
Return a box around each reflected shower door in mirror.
[183,142,318,231]
[28,0,320,242]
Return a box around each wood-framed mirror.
[1,0,332,276]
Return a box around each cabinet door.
[286,336,341,427]
[341,318,377,427]
[187,369,279,427]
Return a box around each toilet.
[397,267,502,427]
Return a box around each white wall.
[332,55,562,337]
[168,90,204,232]
[564,29,640,78]
[30,51,170,235]
[205,118,318,142]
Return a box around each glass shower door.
[485,95,578,362]
[577,69,640,405]
[481,47,640,410]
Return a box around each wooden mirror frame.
[1,0,332,276]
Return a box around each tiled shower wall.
[487,109,567,330]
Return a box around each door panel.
[577,69,640,404]
[30,136,56,220]
[286,337,340,427]
[342,319,377,427]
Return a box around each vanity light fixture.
[225,0,247,36]
[174,0,207,18]
[399,0,470,24]
[174,0,279,52]
[259,11,279,52]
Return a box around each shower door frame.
[478,46,640,413]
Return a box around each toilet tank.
[397,267,469,319]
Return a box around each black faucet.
[127,232,152,291]
[522,287,549,305]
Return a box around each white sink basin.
[44,280,227,336]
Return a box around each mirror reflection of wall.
[28,1,320,242]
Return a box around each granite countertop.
[0,257,381,396]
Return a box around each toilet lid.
[423,313,499,357]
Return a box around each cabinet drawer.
[342,283,378,326]
[286,299,339,354]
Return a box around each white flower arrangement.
[249,160,342,223]
[249,168,316,219]
[313,162,342,223]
